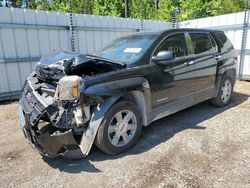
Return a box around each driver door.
[150,32,197,107]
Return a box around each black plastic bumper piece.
[23,127,79,157]
[21,111,80,158]
[36,129,79,157]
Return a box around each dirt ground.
[0,81,250,188]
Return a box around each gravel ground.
[0,81,250,188]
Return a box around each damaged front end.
[19,51,122,158]
[19,73,90,158]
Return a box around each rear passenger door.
[187,32,218,92]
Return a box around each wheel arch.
[216,67,236,92]
[82,77,153,126]
[79,88,152,156]
[222,68,236,84]
[119,90,152,126]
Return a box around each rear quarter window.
[214,32,233,51]
[189,33,217,55]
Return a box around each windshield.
[93,34,158,64]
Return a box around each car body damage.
[19,29,237,158]
[19,50,149,157]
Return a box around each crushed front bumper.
[19,76,83,158]
[19,105,82,158]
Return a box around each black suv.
[19,29,237,158]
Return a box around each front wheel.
[211,76,234,107]
[95,100,142,155]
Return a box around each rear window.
[189,33,216,55]
[214,32,233,51]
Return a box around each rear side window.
[154,33,188,58]
[189,33,216,55]
[214,32,233,51]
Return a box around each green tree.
[1,0,249,21]
[8,0,23,7]
[28,0,37,9]
[50,0,69,12]
[216,0,245,15]
[157,0,176,21]
[72,0,93,14]
[33,0,94,14]
[129,0,155,19]
[157,0,249,21]
[93,0,124,17]
[36,0,50,10]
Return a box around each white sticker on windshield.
[123,48,142,53]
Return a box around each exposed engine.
[33,50,123,131]
[19,50,123,157]
[52,75,91,132]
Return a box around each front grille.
[21,84,46,126]
[20,74,56,126]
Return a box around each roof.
[165,28,221,33]
[132,30,163,36]
[133,28,221,36]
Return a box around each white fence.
[0,7,250,101]
[0,7,172,100]
[179,11,250,80]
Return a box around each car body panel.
[19,28,237,158]
[149,56,197,107]
[80,96,121,155]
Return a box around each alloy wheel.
[221,79,232,104]
[108,110,137,147]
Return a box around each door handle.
[184,61,195,66]
[215,55,222,60]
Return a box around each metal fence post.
[69,0,75,52]
[239,1,249,79]
[172,0,181,29]
[140,3,144,31]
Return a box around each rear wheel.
[211,76,234,107]
[95,100,142,155]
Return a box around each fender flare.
[216,67,236,92]
[79,95,121,156]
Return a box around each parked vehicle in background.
[19,29,237,158]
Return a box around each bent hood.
[35,50,124,80]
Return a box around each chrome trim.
[19,105,26,126]
[27,80,48,108]
[156,97,169,102]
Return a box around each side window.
[189,33,216,55]
[214,32,233,51]
[154,33,188,58]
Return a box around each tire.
[211,76,234,107]
[95,100,142,155]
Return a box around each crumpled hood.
[35,50,124,80]
[36,51,94,80]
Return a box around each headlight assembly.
[55,76,82,101]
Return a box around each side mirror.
[152,51,174,63]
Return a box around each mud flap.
[79,96,120,156]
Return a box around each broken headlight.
[55,75,82,101]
